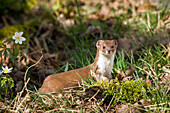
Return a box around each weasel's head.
[96,40,118,56]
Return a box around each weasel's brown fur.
[39,65,92,93]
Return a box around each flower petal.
[19,40,22,44]
[5,66,8,69]
[9,67,13,71]
[15,40,18,43]
[19,32,23,36]
[21,37,26,41]
[15,32,18,36]
[8,70,12,73]
[12,36,16,39]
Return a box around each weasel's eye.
[103,46,106,49]
[111,46,114,48]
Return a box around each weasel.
[38,40,118,93]
[91,40,118,81]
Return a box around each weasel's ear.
[96,40,103,48]
[114,40,118,47]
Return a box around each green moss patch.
[93,79,149,104]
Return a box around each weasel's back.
[39,65,92,93]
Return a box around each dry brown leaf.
[115,68,126,80]
[0,39,14,66]
[140,99,152,106]
[23,108,31,113]
[162,66,170,74]
[58,14,74,29]
[137,3,156,12]
[106,19,117,27]
[0,102,4,108]
[166,44,170,59]
[100,5,111,17]
[125,64,135,76]
[160,66,170,85]
[116,64,135,81]
[15,81,24,92]
[116,103,145,113]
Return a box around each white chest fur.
[97,51,115,79]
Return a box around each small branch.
[105,94,115,112]
[15,52,43,112]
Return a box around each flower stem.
[12,42,16,71]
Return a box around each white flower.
[12,32,26,44]
[0,70,3,75]
[2,66,13,74]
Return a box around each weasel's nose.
[108,50,111,53]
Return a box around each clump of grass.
[134,45,170,112]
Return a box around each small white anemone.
[12,32,26,44]
[2,66,13,74]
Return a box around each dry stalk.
[105,94,115,113]
[88,89,100,102]
[45,108,79,113]
[144,102,170,108]
[135,65,159,89]
[139,59,157,78]
[137,59,160,89]
[147,13,151,33]
[14,52,43,112]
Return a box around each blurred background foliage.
[0,0,169,68]
[0,0,37,15]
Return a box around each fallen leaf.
[137,3,156,12]
[15,80,24,92]
[100,5,110,17]
[166,44,170,59]
[115,68,126,80]
[160,66,170,85]
[140,99,152,106]
[125,64,135,76]
[116,103,145,113]
[23,108,31,113]
[0,102,4,108]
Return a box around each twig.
[105,94,115,113]
[139,59,157,78]
[147,13,151,29]
[15,78,30,112]
[135,65,159,88]
[46,108,79,113]
[154,44,168,70]
[24,52,43,85]
[15,52,43,112]
[144,102,170,108]
[88,89,100,101]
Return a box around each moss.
[0,20,39,44]
[0,25,24,40]
[0,0,37,15]
[26,0,37,9]
[93,79,149,104]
